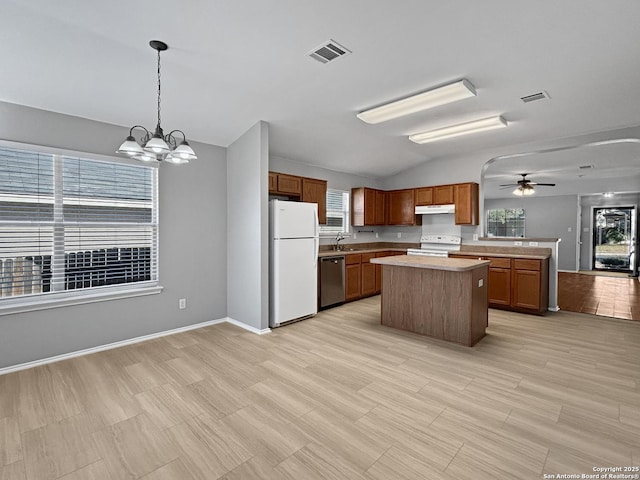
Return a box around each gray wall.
[485,195,579,271]
[579,192,640,270]
[227,121,269,331]
[0,101,227,369]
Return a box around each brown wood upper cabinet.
[269,171,327,224]
[415,186,433,206]
[276,173,302,196]
[352,187,386,226]
[387,189,421,226]
[454,182,479,225]
[434,184,454,205]
[302,177,327,224]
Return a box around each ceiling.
[2,1,640,178]
[483,140,640,199]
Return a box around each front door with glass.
[592,206,636,272]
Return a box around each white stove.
[407,234,461,257]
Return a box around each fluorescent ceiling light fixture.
[603,192,614,198]
[408,116,507,144]
[357,79,476,124]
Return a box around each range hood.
[415,204,455,215]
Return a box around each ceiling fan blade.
[499,183,519,187]
[531,183,556,186]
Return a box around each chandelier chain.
[156,48,161,129]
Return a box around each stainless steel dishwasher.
[319,256,345,309]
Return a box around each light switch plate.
[472,234,478,241]
[397,232,402,239]
[514,241,523,246]
[529,241,538,246]
[179,298,186,309]
[375,232,379,238]
[478,279,483,287]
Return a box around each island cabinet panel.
[302,177,327,224]
[434,185,454,205]
[454,183,479,225]
[361,253,377,297]
[415,187,433,206]
[378,262,488,346]
[387,189,420,225]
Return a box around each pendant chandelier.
[117,40,197,164]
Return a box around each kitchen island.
[371,255,490,346]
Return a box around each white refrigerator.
[269,199,319,328]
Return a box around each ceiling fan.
[499,173,556,196]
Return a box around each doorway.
[592,206,636,273]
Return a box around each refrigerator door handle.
[313,207,319,266]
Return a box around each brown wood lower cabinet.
[361,253,376,297]
[449,254,549,314]
[344,250,406,301]
[345,254,362,301]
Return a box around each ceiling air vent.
[520,91,549,103]
[308,39,351,64]
[579,164,594,170]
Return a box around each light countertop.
[372,255,489,272]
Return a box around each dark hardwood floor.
[558,271,640,320]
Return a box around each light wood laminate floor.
[1,297,640,479]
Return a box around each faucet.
[335,232,346,251]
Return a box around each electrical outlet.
[179,298,186,309]
[514,241,523,246]
[584,227,589,232]
[397,232,402,239]
[478,279,483,287]
[353,232,357,239]
[529,241,538,246]
[375,232,379,238]
[472,233,478,241]
[567,227,572,232]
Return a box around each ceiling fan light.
[409,116,507,144]
[357,79,476,124]
[116,136,144,156]
[513,186,535,196]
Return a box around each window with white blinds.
[319,189,350,235]
[0,145,158,305]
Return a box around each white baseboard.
[0,317,270,376]
[225,317,272,335]
[557,269,579,273]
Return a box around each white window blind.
[0,145,158,303]
[320,189,350,235]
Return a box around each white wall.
[0,101,227,369]
[227,121,269,331]
[485,195,579,271]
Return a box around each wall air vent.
[520,91,549,103]
[308,39,351,64]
